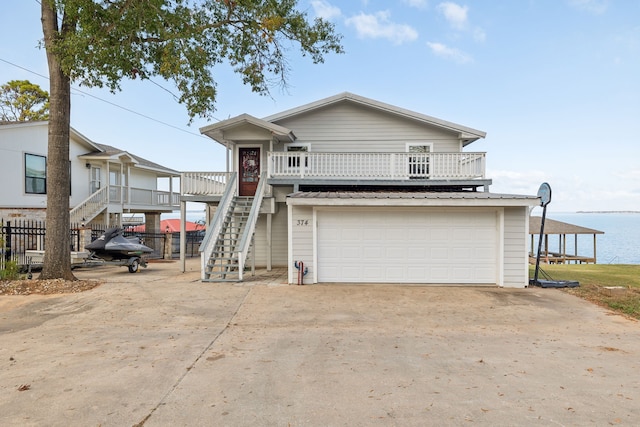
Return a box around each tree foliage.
[49,0,343,120]
[0,80,50,121]
[39,0,343,279]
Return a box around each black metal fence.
[1,219,47,268]
[1,219,177,269]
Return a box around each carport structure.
[529,216,604,264]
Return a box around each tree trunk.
[40,1,75,280]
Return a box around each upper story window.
[285,143,311,168]
[25,153,46,194]
[407,143,433,178]
[24,153,72,195]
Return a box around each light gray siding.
[503,207,529,287]
[290,205,314,283]
[252,203,288,267]
[272,102,462,153]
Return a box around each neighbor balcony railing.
[268,152,486,180]
[107,185,179,208]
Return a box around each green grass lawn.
[529,264,640,319]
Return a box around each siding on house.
[252,203,288,267]
[0,122,95,209]
[271,102,463,153]
[502,206,530,287]
[129,170,161,190]
[289,204,315,283]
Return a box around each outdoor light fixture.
[85,163,91,169]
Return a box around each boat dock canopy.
[529,216,604,264]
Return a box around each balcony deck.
[268,152,486,181]
[181,152,490,198]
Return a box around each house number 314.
[296,219,309,226]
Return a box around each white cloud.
[345,11,419,45]
[403,0,429,8]
[488,169,640,212]
[436,2,468,30]
[311,0,342,20]
[472,27,486,42]
[489,170,549,196]
[426,41,472,63]
[568,0,609,15]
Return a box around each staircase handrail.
[69,186,109,224]
[199,173,237,279]
[236,172,267,280]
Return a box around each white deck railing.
[127,187,180,207]
[181,171,232,196]
[71,185,179,225]
[200,173,237,280]
[237,172,267,281]
[70,186,109,224]
[268,152,486,180]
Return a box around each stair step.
[201,194,260,283]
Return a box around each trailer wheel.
[128,258,140,273]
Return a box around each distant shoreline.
[576,211,640,214]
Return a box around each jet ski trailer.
[85,227,153,273]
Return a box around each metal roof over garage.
[286,191,540,207]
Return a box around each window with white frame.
[407,143,432,178]
[285,143,310,168]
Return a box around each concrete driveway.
[1,260,639,426]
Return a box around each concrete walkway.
[1,259,639,426]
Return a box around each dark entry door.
[239,147,260,196]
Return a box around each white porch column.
[267,213,272,271]
[180,200,186,272]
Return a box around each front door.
[239,147,260,196]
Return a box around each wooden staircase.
[203,196,255,282]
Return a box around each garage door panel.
[475,248,495,261]
[453,267,473,282]
[475,267,495,282]
[318,209,497,284]
[407,248,427,260]
[430,247,449,260]
[430,267,450,281]
[385,246,406,260]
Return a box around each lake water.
[533,212,640,265]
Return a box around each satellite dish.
[537,182,552,207]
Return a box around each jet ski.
[86,227,153,272]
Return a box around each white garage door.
[317,209,497,284]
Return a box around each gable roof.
[0,120,102,152]
[0,121,178,176]
[529,217,604,235]
[80,143,179,175]
[263,92,487,146]
[199,113,296,144]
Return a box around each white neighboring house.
[184,92,539,287]
[0,121,180,230]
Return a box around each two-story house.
[184,93,539,287]
[0,121,180,232]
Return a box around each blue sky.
[1,0,639,213]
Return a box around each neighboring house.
[0,121,180,231]
[185,92,539,287]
